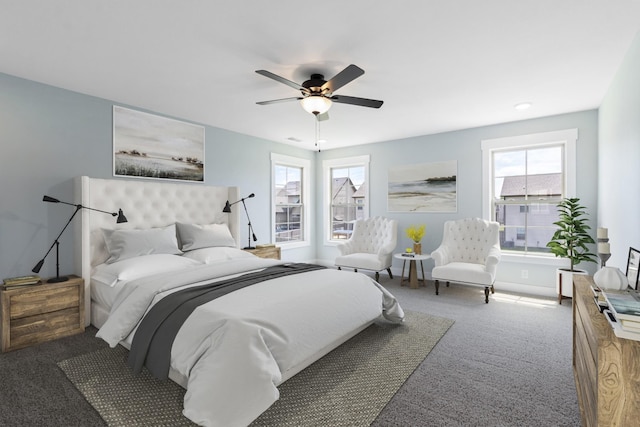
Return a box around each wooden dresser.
[573,275,640,426]
[1,275,85,352]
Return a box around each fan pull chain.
[315,116,321,152]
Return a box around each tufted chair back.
[441,218,500,265]
[334,216,398,281]
[348,217,398,255]
[431,217,502,302]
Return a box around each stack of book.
[2,275,42,289]
[602,287,640,341]
[590,285,608,312]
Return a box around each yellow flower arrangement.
[405,224,425,243]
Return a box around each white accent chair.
[431,218,501,303]
[335,217,398,281]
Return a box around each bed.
[74,176,404,427]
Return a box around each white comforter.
[96,258,404,427]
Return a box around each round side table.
[394,253,431,289]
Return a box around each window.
[482,129,577,256]
[271,153,310,247]
[323,155,370,243]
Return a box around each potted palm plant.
[546,197,597,303]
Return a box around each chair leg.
[446,281,450,287]
[354,268,357,272]
[375,271,380,281]
[337,266,342,271]
[386,268,393,279]
[484,287,490,303]
[490,285,495,294]
[434,280,440,295]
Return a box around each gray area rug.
[58,310,453,426]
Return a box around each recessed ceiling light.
[514,102,532,111]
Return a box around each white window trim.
[481,128,577,263]
[271,152,310,249]
[323,155,370,246]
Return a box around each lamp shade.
[593,266,628,291]
[301,95,332,115]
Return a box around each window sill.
[500,252,567,267]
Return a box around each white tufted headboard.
[74,176,240,325]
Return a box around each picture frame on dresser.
[626,247,639,290]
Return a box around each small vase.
[413,242,422,255]
[593,266,628,291]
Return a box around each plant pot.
[556,268,588,304]
[413,243,422,255]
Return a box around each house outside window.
[323,155,370,243]
[482,129,577,256]
[271,153,310,247]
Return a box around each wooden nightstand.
[243,246,281,260]
[1,275,85,352]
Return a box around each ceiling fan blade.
[255,70,308,93]
[330,95,384,109]
[256,97,302,105]
[316,112,329,121]
[322,64,364,93]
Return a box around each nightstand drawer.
[10,306,82,349]
[9,285,80,319]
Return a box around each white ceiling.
[2,1,639,151]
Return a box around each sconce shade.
[594,266,628,291]
[116,208,128,223]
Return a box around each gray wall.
[7,41,640,297]
[598,31,640,270]
[0,73,314,280]
[315,110,599,295]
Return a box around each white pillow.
[182,247,255,264]
[176,222,236,251]
[103,224,181,264]
[92,254,201,287]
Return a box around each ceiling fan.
[255,64,383,121]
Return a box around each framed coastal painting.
[113,106,205,182]
[388,160,457,212]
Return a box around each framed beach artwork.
[113,106,205,182]
[388,160,457,212]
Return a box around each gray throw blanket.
[128,263,326,379]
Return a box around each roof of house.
[499,173,562,198]
[352,182,367,199]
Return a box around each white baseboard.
[493,281,556,298]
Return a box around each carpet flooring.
[370,279,582,426]
[57,311,453,427]
[0,277,582,426]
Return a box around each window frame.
[481,129,577,260]
[271,153,310,249]
[323,155,370,246]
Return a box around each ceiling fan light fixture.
[301,95,332,115]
